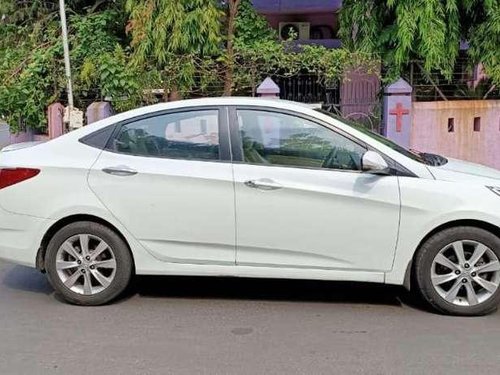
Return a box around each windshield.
[315,109,448,166]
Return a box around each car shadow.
[0,265,431,312]
[2,265,53,295]
[131,275,431,311]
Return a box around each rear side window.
[108,110,220,161]
[79,125,116,149]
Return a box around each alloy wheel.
[431,240,500,306]
[55,234,117,295]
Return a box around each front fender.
[386,210,500,286]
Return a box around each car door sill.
[136,263,385,283]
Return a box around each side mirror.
[361,150,390,175]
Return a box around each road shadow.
[1,265,53,295]
[132,275,430,311]
[0,265,431,312]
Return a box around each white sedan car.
[1,98,500,315]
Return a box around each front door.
[231,108,400,272]
[88,108,236,265]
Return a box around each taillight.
[0,168,40,189]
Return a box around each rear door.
[88,107,236,265]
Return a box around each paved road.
[0,261,499,375]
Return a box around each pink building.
[411,100,500,170]
[383,78,500,170]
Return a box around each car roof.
[64,97,322,138]
[138,97,314,110]
[118,97,317,119]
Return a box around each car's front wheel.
[415,226,500,316]
[45,221,133,305]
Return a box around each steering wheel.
[322,148,358,170]
[143,135,162,156]
[322,148,338,169]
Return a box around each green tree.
[223,0,241,95]
[339,0,500,85]
[125,0,223,98]
[0,0,136,131]
[234,0,276,48]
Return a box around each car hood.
[429,158,500,184]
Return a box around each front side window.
[109,110,220,160]
[314,109,448,166]
[237,110,366,170]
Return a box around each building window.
[447,118,455,133]
[473,117,481,132]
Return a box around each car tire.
[414,226,500,316]
[45,221,133,306]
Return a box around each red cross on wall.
[389,102,410,132]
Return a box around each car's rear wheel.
[415,226,500,316]
[45,221,133,305]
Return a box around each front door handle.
[244,178,283,191]
[102,165,138,177]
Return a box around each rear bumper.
[0,206,54,268]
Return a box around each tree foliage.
[0,0,142,131]
[125,0,223,97]
[234,0,276,48]
[339,0,500,84]
[0,0,377,132]
[125,0,222,62]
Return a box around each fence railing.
[402,59,500,101]
[272,74,340,105]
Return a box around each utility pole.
[58,0,74,110]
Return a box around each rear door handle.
[244,178,283,191]
[102,165,138,176]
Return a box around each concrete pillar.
[257,77,280,98]
[86,101,114,125]
[382,78,413,148]
[0,122,10,149]
[48,102,65,139]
